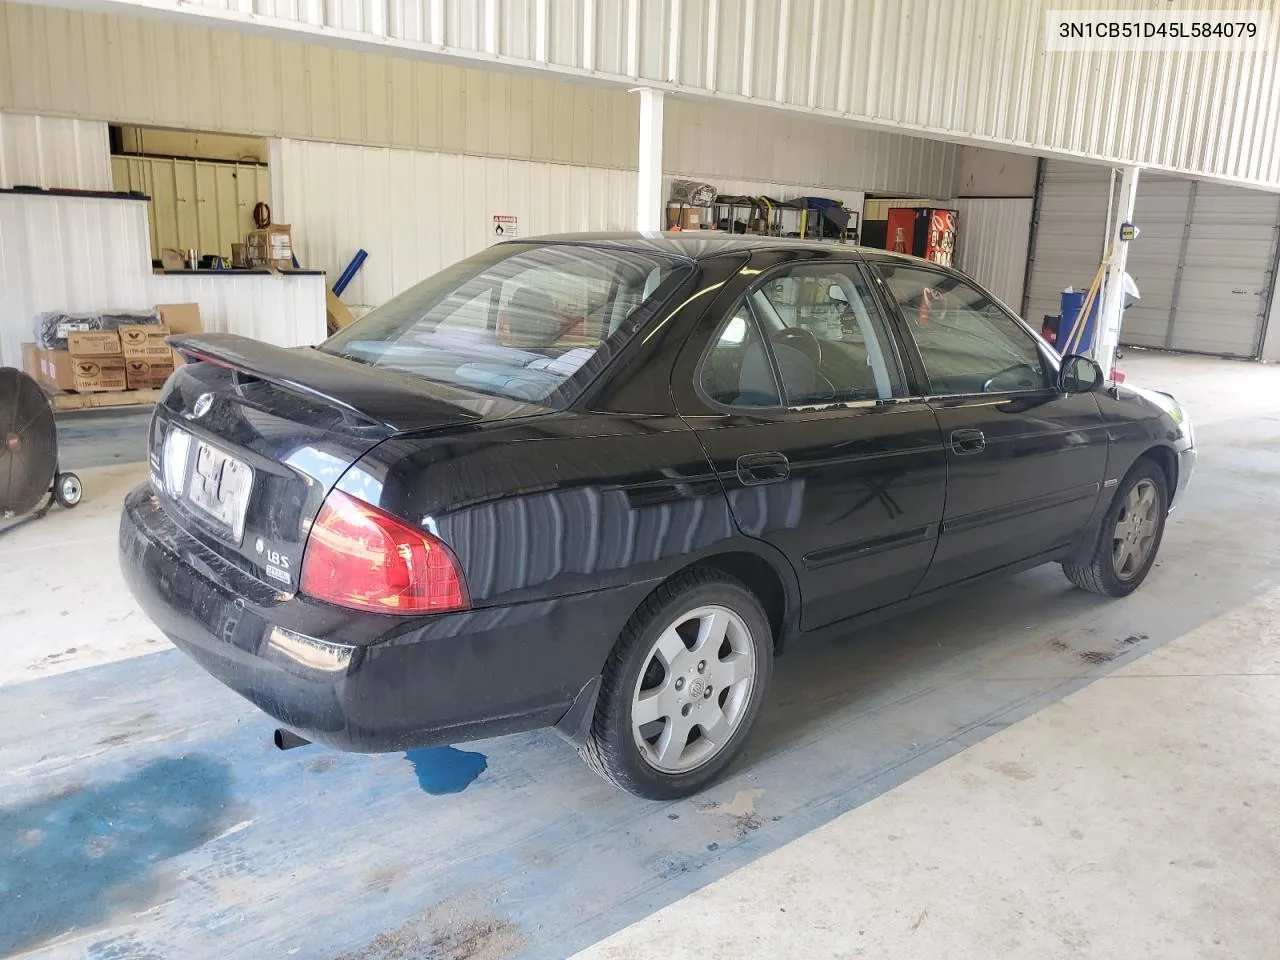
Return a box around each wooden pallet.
[51,388,161,412]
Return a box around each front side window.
[876,264,1049,395]
[322,244,690,404]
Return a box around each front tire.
[580,568,774,800]
[1063,458,1168,597]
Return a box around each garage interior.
[2,1,1279,957]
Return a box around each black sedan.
[120,234,1195,799]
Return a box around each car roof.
[504,231,935,266]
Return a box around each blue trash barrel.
[1060,289,1100,354]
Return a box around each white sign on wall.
[492,214,518,241]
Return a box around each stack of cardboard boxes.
[22,303,203,396]
[243,225,293,270]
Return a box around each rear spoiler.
[169,333,499,434]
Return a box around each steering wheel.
[982,363,1040,392]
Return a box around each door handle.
[736,452,790,486]
[950,428,986,455]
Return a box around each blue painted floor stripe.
[1,507,1267,960]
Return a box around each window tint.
[749,264,905,405]
[877,264,1049,395]
[701,303,781,407]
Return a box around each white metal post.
[1096,165,1140,376]
[634,87,664,233]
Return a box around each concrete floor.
[2,351,1277,959]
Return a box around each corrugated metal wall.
[274,139,638,307]
[0,111,110,189]
[149,273,326,346]
[0,4,965,200]
[952,198,1034,311]
[0,193,152,367]
[0,2,637,169]
[111,156,271,258]
[1027,160,1280,358]
[54,0,1280,187]
[665,100,959,198]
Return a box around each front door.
[675,255,947,630]
[868,259,1110,591]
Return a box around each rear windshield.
[320,243,691,405]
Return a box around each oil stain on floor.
[0,755,245,957]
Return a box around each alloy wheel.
[630,604,757,774]
[1112,478,1160,580]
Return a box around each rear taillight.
[299,490,469,614]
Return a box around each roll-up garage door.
[1022,161,1112,331]
[1026,160,1280,358]
[1171,184,1280,357]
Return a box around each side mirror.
[1059,354,1104,394]
[827,284,849,304]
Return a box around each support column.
[1095,165,1140,375]
[1260,234,1280,361]
[634,87,664,232]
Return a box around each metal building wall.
[0,2,639,169]
[664,99,959,198]
[952,198,1034,311]
[273,139,638,308]
[0,112,110,189]
[149,272,326,346]
[0,193,152,367]
[111,155,271,259]
[38,0,1280,188]
[0,4,966,200]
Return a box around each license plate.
[185,438,254,543]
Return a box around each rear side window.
[699,262,905,409]
[322,244,690,405]
[701,303,781,407]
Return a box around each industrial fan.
[1,368,82,531]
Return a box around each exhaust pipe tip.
[273,728,311,751]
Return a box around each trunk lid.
[152,334,534,592]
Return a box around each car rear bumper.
[119,483,650,752]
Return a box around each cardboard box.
[119,324,172,360]
[245,225,292,267]
[125,358,176,390]
[67,330,122,356]
[21,342,40,381]
[172,348,186,367]
[156,303,203,336]
[326,288,355,336]
[666,205,705,230]
[38,349,76,391]
[72,355,126,392]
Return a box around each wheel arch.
[1137,443,1177,498]
[650,542,801,654]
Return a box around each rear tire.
[579,568,773,800]
[1063,459,1167,597]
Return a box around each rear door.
[866,258,1110,591]
[672,250,947,631]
